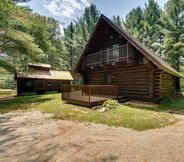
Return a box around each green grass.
[126,95,184,114]
[0,93,180,131]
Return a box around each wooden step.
[118,96,130,103]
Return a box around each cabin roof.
[75,14,181,78]
[16,70,73,81]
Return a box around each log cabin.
[15,63,73,95]
[74,14,181,101]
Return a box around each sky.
[22,0,168,34]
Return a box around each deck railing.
[84,44,128,66]
[62,85,119,105]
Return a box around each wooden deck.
[62,85,118,107]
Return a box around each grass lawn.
[0,93,182,131]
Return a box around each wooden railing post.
[107,48,109,64]
[88,85,91,103]
[100,50,102,64]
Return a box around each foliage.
[123,7,144,42]
[0,68,16,89]
[142,0,162,54]
[0,94,178,131]
[0,0,66,72]
[112,15,123,28]
[102,99,121,109]
[92,99,120,110]
[63,4,100,70]
[159,0,184,72]
[123,0,184,73]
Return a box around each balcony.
[84,44,128,66]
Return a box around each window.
[47,82,51,87]
[27,81,32,87]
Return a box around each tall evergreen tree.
[143,0,162,53]
[112,15,123,28]
[123,7,144,42]
[63,3,100,70]
[160,0,184,72]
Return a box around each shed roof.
[16,70,73,80]
[75,14,181,78]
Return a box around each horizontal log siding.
[86,64,153,99]
[160,73,175,97]
[112,64,150,99]
[153,68,162,98]
[88,73,104,85]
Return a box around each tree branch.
[0,40,11,48]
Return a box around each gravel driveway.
[0,110,184,162]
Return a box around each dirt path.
[0,110,184,162]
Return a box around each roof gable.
[75,14,181,78]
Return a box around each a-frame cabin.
[75,14,181,101]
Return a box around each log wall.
[160,73,176,97]
[86,63,154,99]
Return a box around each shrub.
[103,99,120,109]
[92,99,120,110]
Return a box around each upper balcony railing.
[84,44,128,66]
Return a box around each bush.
[103,99,120,109]
[92,99,120,110]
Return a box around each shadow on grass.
[126,96,184,115]
[0,95,56,113]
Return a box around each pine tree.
[112,15,123,28]
[123,7,144,42]
[143,0,162,53]
[160,0,184,72]
[63,4,100,70]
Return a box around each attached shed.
[75,14,181,101]
[15,63,73,95]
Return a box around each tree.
[160,0,184,72]
[123,7,144,42]
[0,0,66,72]
[143,0,162,53]
[63,3,100,70]
[112,15,123,28]
[0,0,44,71]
